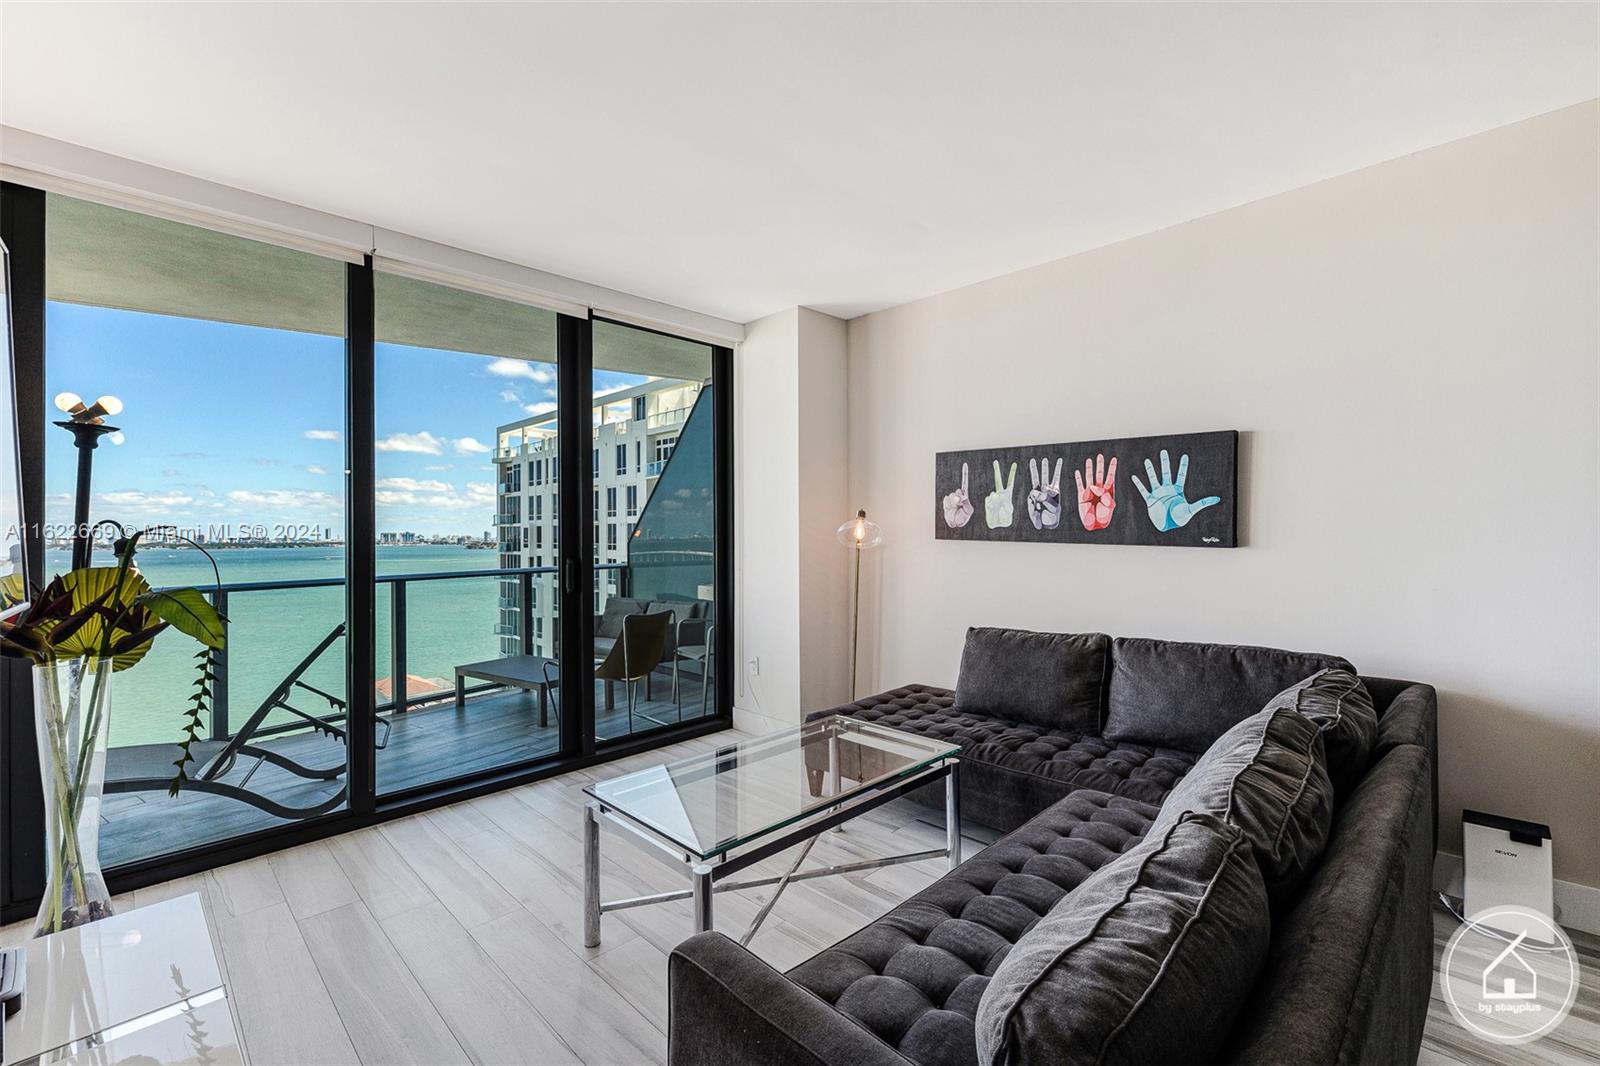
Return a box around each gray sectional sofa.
[668,629,1438,1066]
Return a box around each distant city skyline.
[43,301,648,538]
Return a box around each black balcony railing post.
[391,579,408,714]
[519,571,534,656]
[209,588,230,740]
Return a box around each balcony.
[645,458,668,477]
[98,563,712,868]
[646,406,689,431]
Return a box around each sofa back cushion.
[955,628,1108,733]
[596,596,648,638]
[1262,669,1378,797]
[975,811,1269,1066]
[1151,705,1334,905]
[1104,637,1354,751]
[645,600,690,624]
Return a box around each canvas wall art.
[935,430,1238,547]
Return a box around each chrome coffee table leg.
[946,765,962,870]
[829,731,844,833]
[691,865,714,934]
[583,801,602,947]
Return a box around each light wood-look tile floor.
[6,728,1597,1065]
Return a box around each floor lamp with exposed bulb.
[835,509,882,699]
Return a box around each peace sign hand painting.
[1026,457,1063,530]
[985,460,1018,529]
[942,462,975,529]
[1130,450,1221,532]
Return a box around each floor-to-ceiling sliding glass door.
[371,270,568,795]
[589,320,719,742]
[38,191,352,868]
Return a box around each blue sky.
[45,302,644,538]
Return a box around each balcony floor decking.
[101,674,713,869]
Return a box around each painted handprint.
[1026,457,1063,530]
[942,462,974,529]
[1130,450,1221,532]
[1074,453,1117,531]
[984,460,1018,529]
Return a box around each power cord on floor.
[1436,891,1568,952]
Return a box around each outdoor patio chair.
[595,610,674,731]
[106,623,388,820]
[672,613,714,718]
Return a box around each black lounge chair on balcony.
[106,623,387,820]
[599,610,674,731]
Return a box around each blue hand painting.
[1130,450,1221,532]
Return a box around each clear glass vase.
[32,657,115,936]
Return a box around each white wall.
[795,309,853,715]
[845,102,1600,890]
[735,309,802,732]
[735,307,852,730]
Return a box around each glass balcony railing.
[647,406,689,431]
[142,563,630,751]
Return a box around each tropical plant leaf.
[20,566,165,671]
[0,573,27,609]
[170,646,218,795]
[138,588,226,650]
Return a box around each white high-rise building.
[493,378,703,658]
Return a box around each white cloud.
[304,465,328,476]
[375,431,446,455]
[423,464,453,472]
[522,401,557,416]
[377,476,452,493]
[373,479,496,512]
[304,429,341,441]
[452,436,490,455]
[97,489,195,510]
[499,388,521,403]
[486,358,554,383]
[226,489,340,509]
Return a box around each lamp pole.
[837,508,881,701]
[851,515,863,698]
[56,419,118,571]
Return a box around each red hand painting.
[1074,454,1117,531]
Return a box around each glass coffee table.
[581,715,961,947]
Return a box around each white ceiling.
[2,2,1596,323]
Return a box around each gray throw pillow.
[1103,636,1355,751]
[645,601,684,624]
[954,628,1108,733]
[596,597,645,638]
[1151,705,1334,904]
[1262,669,1378,798]
[975,812,1269,1066]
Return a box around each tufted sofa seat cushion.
[807,686,1198,830]
[785,789,1161,1066]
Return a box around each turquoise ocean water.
[42,544,531,748]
